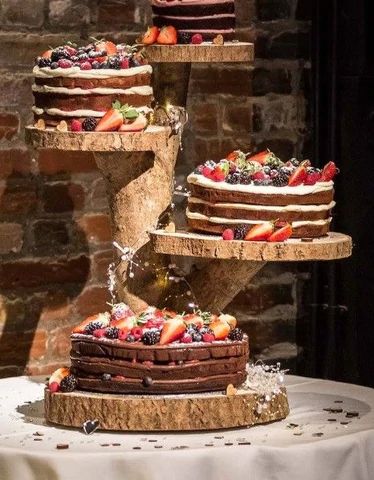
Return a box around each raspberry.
[222,229,234,241]
[181,333,193,344]
[120,57,129,69]
[93,328,106,338]
[49,382,59,393]
[58,59,73,69]
[71,119,82,132]
[80,61,92,70]
[131,327,144,340]
[202,333,215,343]
[191,34,203,44]
[118,329,129,341]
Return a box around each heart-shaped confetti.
[83,419,100,435]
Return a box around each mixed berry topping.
[35,41,147,71]
[193,150,338,186]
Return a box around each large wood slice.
[151,230,353,261]
[45,386,289,431]
[144,43,254,63]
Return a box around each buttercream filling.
[32,105,152,117]
[152,0,234,6]
[32,84,153,96]
[186,209,332,227]
[188,173,334,195]
[33,64,152,80]
[188,197,336,212]
[158,13,235,20]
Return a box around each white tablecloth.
[0,375,373,480]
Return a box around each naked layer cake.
[151,0,236,40]
[32,41,153,127]
[187,150,338,238]
[49,304,249,395]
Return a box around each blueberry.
[102,373,111,381]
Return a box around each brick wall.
[0,0,311,376]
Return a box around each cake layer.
[188,197,335,222]
[187,214,331,238]
[33,65,153,80]
[34,73,152,89]
[75,371,247,394]
[152,0,235,16]
[189,180,335,206]
[153,15,235,31]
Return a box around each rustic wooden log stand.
[26,43,352,432]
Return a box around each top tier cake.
[151,0,236,40]
[32,41,153,127]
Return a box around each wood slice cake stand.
[45,386,289,432]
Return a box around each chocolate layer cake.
[32,42,153,127]
[187,151,338,238]
[151,0,236,40]
[71,334,249,394]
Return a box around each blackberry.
[178,32,191,44]
[279,166,293,175]
[60,374,78,393]
[192,332,203,342]
[234,225,249,240]
[142,330,161,345]
[228,328,244,341]
[108,56,121,69]
[254,178,273,186]
[290,158,300,167]
[126,334,136,343]
[37,57,51,68]
[105,327,119,339]
[51,48,67,62]
[91,61,100,69]
[50,62,59,69]
[186,324,199,334]
[82,117,97,131]
[77,53,89,61]
[102,373,111,381]
[239,173,252,185]
[84,321,104,335]
[130,57,142,68]
[226,172,241,184]
[272,172,289,187]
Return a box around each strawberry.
[226,150,244,162]
[184,313,204,329]
[111,316,136,330]
[72,313,109,334]
[119,113,148,132]
[212,161,229,182]
[209,319,230,340]
[288,165,307,186]
[202,166,214,179]
[48,367,70,392]
[202,333,215,342]
[219,313,237,329]
[141,26,160,45]
[71,119,82,132]
[320,161,338,181]
[159,318,186,345]
[191,34,203,44]
[304,170,321,185]
[244,221,275,241]
[248,150,273,165]
[222,229,234,241]
[95,40,117,56]
[41,49,52,59]
[157,26,178,45]
[95,101,139,132]
[267,223,293,242]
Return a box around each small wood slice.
[144,42,254,63]
[25,125,173,153]
[150,230,352,261]
[45,387,289,431]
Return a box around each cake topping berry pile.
[35,40,147,71]
[193,150,338,187]
[71,304,244,346]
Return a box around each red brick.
[0,255,90,289]
[0,223,23,254]
[223,103,252,134]
[0,330,47,364]
[38,150,97,175]
[75,286,111,317]
[39,291,73,324]
[32,220,70,251]
[0,112,19,140]
[77,214,112,244]
[25,362,64,376]
[0,180,37,215]
[0,147,33,178]
[97,1,137,29]
[1,0,45,27]
[48,325,73,358]
[48,0,90,28]
[42,182,85,213]
[191,65,252,96]
[190,103,219,132]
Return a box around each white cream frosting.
[152,0,234,6]
[33,64,152,80]
[32,84,153,96]
[188,197,336,212]
[186,209,332,228]
[32,105,152,118]
[187,173,334,196]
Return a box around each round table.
[0,375,373,480]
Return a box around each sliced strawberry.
[244,221,275,241]
[157,26,178,45]
[95,40,117,56]
[48,367,70,392]
[72,313,108,334]
[184,313,204,329]
[141,26,160,45]
[41,49,52,59]
[159,318,186,345]
[111,315,136,330]
[248,150,272,165]
[288,165,307,186]
[209,319,230,340]
[219,314,237,329]
[320,161,338,181]
[95,108,123,132]
[267,223,293,242]
[119,113,148,132]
